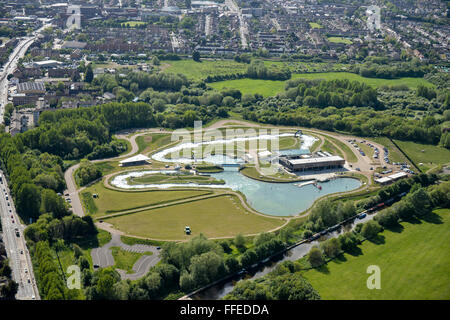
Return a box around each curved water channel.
[110,133,362,216]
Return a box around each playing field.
[162,59,247,80]
[302,208,450,300]
[105,195,284,240]
[394,140,450,169]
[309,22,323,29]
[81,181,211,215]
[327,37,352,44]
[136,133,173,154]
[209,72,434,97]
[120,21,147,27]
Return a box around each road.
[225,0,248,49]
[0,23,52,122]
[91,227,161,280]
[0,171,40,300]
[64,128,169,218]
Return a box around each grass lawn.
[309,22,323,29]
[209,78,286,97]
[240,166,300,182]
[162,59,247,81]
[81,181,211,215]
[279,136,300,150]
[302,208,450,300]
[110,246,153,274]
[106,195,284,240]
[327,37,352,44]
[324,135,358,163]
[136,133,172,155]
[128,172,224,185]
[120,21,147,27]
[393,140,450,171]
[209,72,434,97]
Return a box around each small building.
[119,154,151,167]
[33,60,63,68]
[280,155,345,172]
[374,177,392,185]
[375,171,408,185]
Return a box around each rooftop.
[287,155,344,165]
[119,154,151,164]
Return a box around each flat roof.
[287,155,344,165]
[375,177,392,184]
[388,172,408,179]
[119,154,150,164]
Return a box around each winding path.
[91,225,161,280]
[64,120,386,243]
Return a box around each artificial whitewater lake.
[110,133,362,216]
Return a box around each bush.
[361,220,383,240]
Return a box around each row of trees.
[284,79,383,110]
[375,181,449,229]
[25,213,98,244]
[75,160,102,187]
[247,60,292,81]
[33,241,68,300]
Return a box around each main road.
[0,171,40,300]
[0,23,52,122]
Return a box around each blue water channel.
[112,133,362,216]
[208,168,361,216]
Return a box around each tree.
[269,273,321,300]
[234,234,246,251]
[338,232,359,252]
[361,220,382,239]
[40,189,68,219]
[307,247,324,267]
[375,209,398,228]
[407,188,432,216]
[321,238,341,258]
[192,51,201,62]
[85,64,93,83]
[16,183,41,220]
[0,279,18,299]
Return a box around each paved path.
[91,225,161,280]
[65,120,384,243]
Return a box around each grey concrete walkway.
[91,232,161,280]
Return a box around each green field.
[136,133,173,155]
[327,37,353,44]
[394,140,450,171]
[302,208,450,299]
[110,247,153,274]
[323,134,357,163]
[309,22,323,29]
[105,195,284,240]
[81,181,211,215]
[240,166,300,182]
[209,72,434,97]
[128,172,224,185]
[120,21,147,27]
[209,78,286,97]
[162,59,247,80]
